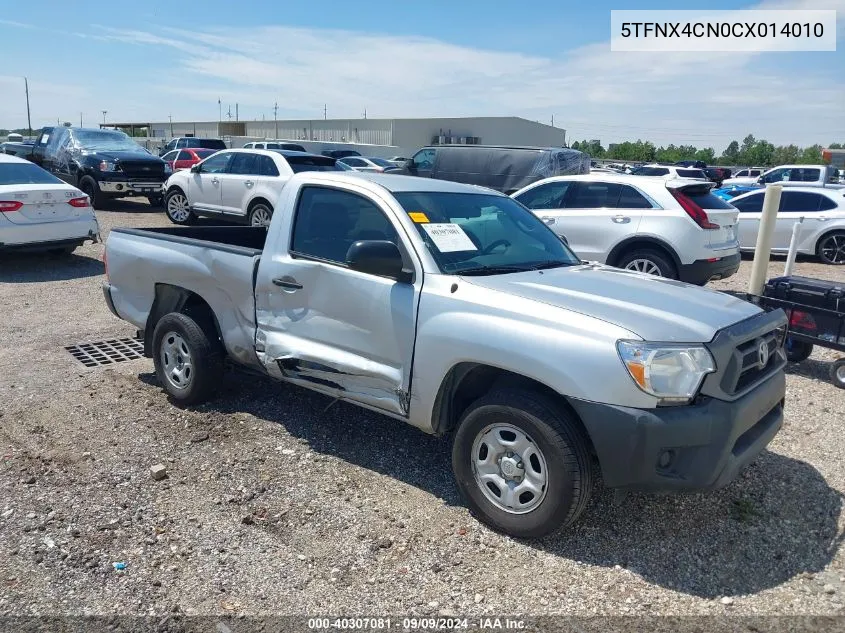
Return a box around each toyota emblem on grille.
[758,340,770,368]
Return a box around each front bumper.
[569,367,785,492]
[678,252,741,285]
[98,180,166,195]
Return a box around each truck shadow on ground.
[150,369,845,600]
[0,252,104,283]
[785,358,837,382]
[94,198,162,213]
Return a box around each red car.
[161,148,218,171]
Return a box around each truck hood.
[462,264,761,343]
[82,149,162,163]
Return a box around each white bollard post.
[783,217,804,277]
[747,184,783,296]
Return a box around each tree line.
[570,136,843,166]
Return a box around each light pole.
[102,110,107,127]
[274,101,278,140]
[168,114,173,137]
[24,77,32,139]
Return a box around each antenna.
[24,77,32,138]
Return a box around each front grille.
[120,160,165,179]
[733,333,779,393]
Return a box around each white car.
[0,154,99,254]
[729,186,845,265]
[242,141,307,152]
[337,156,400,173]
[163,149,342,226]
[512,173,740,284]
[629,164,709,181]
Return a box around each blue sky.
[1,0,843,151]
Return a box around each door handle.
[245,180,254,187]
[272,277,303,290]
[612,215,631,224]
[211,177,219,185]
[540,216,555,225]
[818,216,828,221]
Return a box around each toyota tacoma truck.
[102,172,787,538]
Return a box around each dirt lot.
[1,198,844,618]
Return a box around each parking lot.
[1,198,844,617]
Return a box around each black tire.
[816,231,845,266]
[147,194,164,208]
[785,338,813,363]
[451,388,593,539]
[616,248,678,279]
[164,188,195,225]
[247,201,273,227]
[152,312,223,406]
[830,359,845,390]
[48,246,76,256]
[79,177,104,210]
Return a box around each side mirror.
[404,159,415,169]
[756,176,764,184]
[346,240,405,280]
[191,163,202,174]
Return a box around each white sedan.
[0,154,99,254]
[337,156,400,173]
[729,186,845,265]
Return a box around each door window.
[732,193,764,212]
[513,181,572,209]
[818,195,838,211]
[291,187,398,268]
[162,150,178,162]
[567,182,623,209]
[779,191,823,212]
[254,143,265,149]
[227,152,260,175]
[412,148,436,169]
[198,152,232,174]
[342,157,366,167]
[617,185,653,208]
[176,150,192,161]
[257,156,280,177]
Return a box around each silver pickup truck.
[103,172,788,538]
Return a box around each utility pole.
[235,103,238,122]
[218,98,221,122]
[80,112,83,127]
[363,108,367,119]
[226,106,232,121]
[323,104,327,120]
[274,101,278,139]
[551,114,554,127]
[102,110,107,126]
[24,77,32,138]
[168,114,173,137]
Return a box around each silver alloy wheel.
[160,332,193,391]
[625,258,663,275]
[837,364,845,382]
[820,234,845,264]
[167,193,190,222]
[250,205,272,227]
[471,423,548,514]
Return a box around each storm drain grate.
[64,337,145,368]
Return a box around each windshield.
[73,130,144,152]
[0,162,64,185]
[282,154,345,173]
[631,166,669,176]
[369,158,396,168]
[393,192,581,275]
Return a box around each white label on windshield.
[40,134,49,144]
[422,223,477,252]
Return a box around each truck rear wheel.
[152,313,223,406]
[451,388,593,538]
[785,338,813,363]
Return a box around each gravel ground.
[1,198,844,619]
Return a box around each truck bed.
[113,226,268,254]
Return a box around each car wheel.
[831,359,845,390]
[451,388,593,539]
[152,313,223,406]
[79,177,104,209]
[248,202,273,227]
[817,231,845,265]
[617,249,677,279]
[165,188,194,225]
[785,338,813,363]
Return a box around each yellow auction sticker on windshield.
[408,212,430,223]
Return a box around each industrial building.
[103,116,567,158]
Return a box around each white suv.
[629,164,709,181]
[163,149,342,226]
[512,174,740,284]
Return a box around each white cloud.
[3,1,843,149]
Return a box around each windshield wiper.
[454,265,532,276]
[525,260,578,271]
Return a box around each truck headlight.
[617,340,716,405]
[164,163,173,175]
[99,160,118,172]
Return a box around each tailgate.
[669,180,739,249]
[2,184,85,225]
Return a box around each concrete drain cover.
[65,338,145,368]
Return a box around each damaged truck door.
[254,182,421,417]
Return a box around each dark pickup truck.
[33,127,170,208]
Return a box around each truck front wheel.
[79,177,104,209]
[451,388,593,539]
[152,313,223,406]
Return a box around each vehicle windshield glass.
[631,166,669,176]
[281,154,344,173]
[393,192,581,275]
[73,130,143,152]
[369,158,395,168]
[193,149,217,159]
[0,162,64,185]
